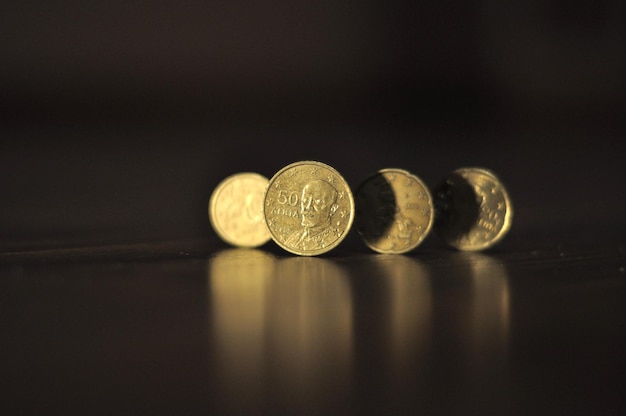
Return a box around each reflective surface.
[2,242,625,414]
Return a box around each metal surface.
[208,172,270,248]
[355,168,434,253]
[434,167,513,251]
[264,161,355,256]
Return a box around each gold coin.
[264,161,355,256]
[355,168,434,254]
[433,167,513,251]
[209,172,271,248]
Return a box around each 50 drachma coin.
[264,161,355,256]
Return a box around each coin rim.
[209,172,271,248]
[434,167,513,251]
[355,168,434,254]
[263,161,355,256]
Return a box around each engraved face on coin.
[209,172,271,248]
[264,161,354,256]
[433,167,513,251]
[355,168,434,254]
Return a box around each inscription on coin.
[433,167,513,251]
[264,161,354,256]
[209,172,271,248]
[355,168,434,254]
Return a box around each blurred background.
[1,0,624,250]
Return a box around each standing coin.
[209,172,271,248]
[264,161,355,256]
[355,168,434,254]
[433,167,513,251]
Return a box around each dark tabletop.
[1,238,625,415]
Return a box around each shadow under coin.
[206,250,353,414]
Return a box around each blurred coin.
[264,161,354,256]
[433,167,513,251]
[209,172,270,247]
[355,168,434,253]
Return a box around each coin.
[209,172,271,248]
[264,161,355,256]
[355,168,434,254]
[433,167,513,251]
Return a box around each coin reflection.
[432,252,511,410]
[270,257,352,401]
[366,255,432,373]
[207,249,276,413]
[465,253,510,367]
[207,250,352,413]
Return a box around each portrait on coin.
[285,179,341,251]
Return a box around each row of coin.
[209,160,513,256]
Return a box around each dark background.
[1,0,625,249]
